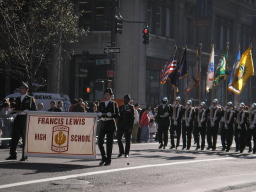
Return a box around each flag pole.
[225,42,229,104]
[185,44,188,102]
[198,42,202,103]
[211,44,215,102]
[250,41,253,105]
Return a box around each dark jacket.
[117,104,135,131]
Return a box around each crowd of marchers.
[1,83,256,166]
[154,96,256,154]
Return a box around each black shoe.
[125,154,129,158]
[169,146,175,149]
[226,149,230,152]
[221,147,226,151]
[206,147,211,150]
[248,149,252,153]
[212,148,216,151]
[240,150,244,153]
[104,162,111,166]
[186,148,190,150]
[99,159,106,166]
[158,144,163,149]
[117,153,123,158]
[182,147,186,150]
[163,146,166,149]
[5,156,17,160]
[235,149,239,152]
[201,147,204,150]
[20,157,28,161]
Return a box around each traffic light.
[85,87,91,93]
[115,17,123,35]
[143,28,149,44]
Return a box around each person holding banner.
[117,94,134,158]
[6,82,37,161]
[97,88,119,166]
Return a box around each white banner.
[25,112,97,160]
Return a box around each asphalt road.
[1,139,256,192]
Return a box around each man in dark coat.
[117,94,135,158]
[156,97,171,149]
[6,82,37,161]
[72,98,86,112]
[170,96,184,149]
[97,88,119,166]
[48,101,62,112]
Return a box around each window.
[78,0,111,31]
[147,1,174,38]
[215,15,233,51]
[240,24,251,51]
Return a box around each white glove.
[211,123,214,127]
[98,112,102,117]
[186,123,189,127]
[107,112,112,117]
[174,121,177,126]
[198,123,202,127]
[24,110,29,113]
[223,106,227,111]
[250,125,255,129]
[164,112,169,117]
[224,124,228,129]
[237,125,241,130]
[236,106,240,111]
[185,105,188,110]
[7,108,13,114]
[221,117,225,122]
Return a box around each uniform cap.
[252,103,256,108]
[187,100,192,105]
[162,97,168,102]
[176,96,181,101]
[240,102,245,107]
[124,94,131,99]
[200,102,206,106]
[104,88,113,95]
[20,81,29,89]
[227,101,232,106]
[212,99,218,103]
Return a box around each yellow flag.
[230,46,254,94]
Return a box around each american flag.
[160,47,177,84]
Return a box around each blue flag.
[228,48,241,86]
[168,48,187,92]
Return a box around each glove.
[174,121,177,126]
[223,106,227,111]
[198,123,202,127]
[211,123,214,127]
[224,124,228,129]
[250,125,255,129]
[186,123,189,127]
[98,112,102,117]
[24,109,29,113]
[107,112,112,117]
[7,108,13,114]
[164,112,169,117]
[221,117,225,123]
[237,125,241,130]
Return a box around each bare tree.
[0,0,87,93]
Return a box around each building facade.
[2,0,256,108]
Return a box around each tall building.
[68,0,256,107]
[2,0,256,108]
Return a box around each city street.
[1,139,256,192]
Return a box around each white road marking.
[0,157,235,189]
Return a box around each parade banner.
[25,111,97,160]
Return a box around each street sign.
[96,59,110,65]
[104,47,120,54]
[76,74,87,78]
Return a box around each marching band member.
[194,102,208,150]
[247,103,256,153]
[156,97,172,149]
[206,99,222,151]
[170,96,184,149]
[220,102,235,152]
[181,100,194,150]
[234,103,248,153]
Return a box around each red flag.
[160,46,177,84]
